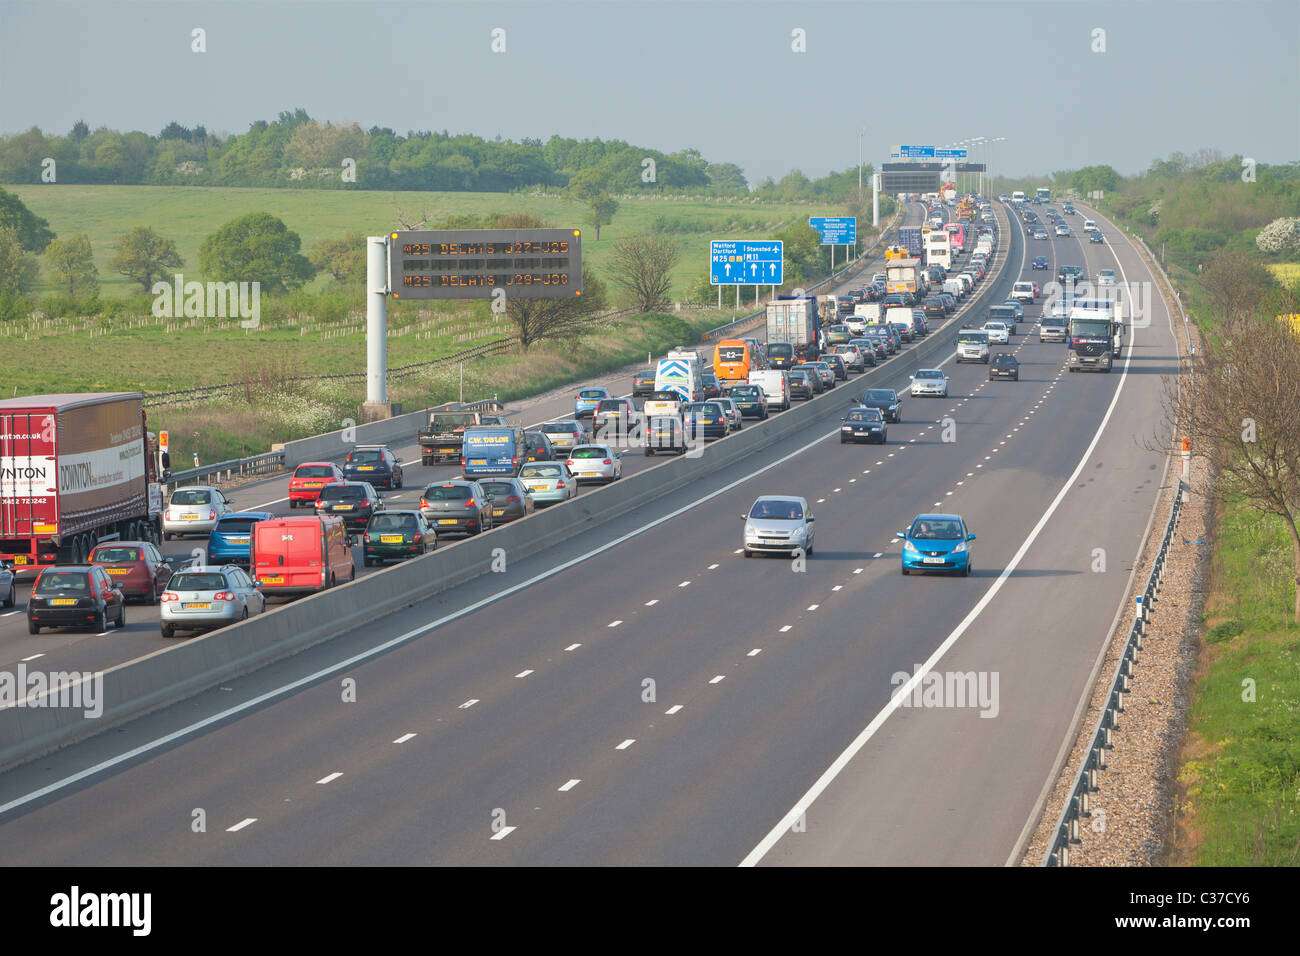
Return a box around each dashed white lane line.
[558,779,580,792]
[817,498,826,503]
[515,669,534,679]
[226,818,257,832]
[645,599,658,607]
[665,705,683,715]
[780,625,792,633]
[459,699,479,709]
[565,643,581,651]
[0,611,18,618]
[20,653,43,662]
[748,648,762,657]
[491,826,516,840]
[807,604,820,611]
[616,739,636,750]
[832,585,842,591]
[316,772,343,785]
[707,563,719,570]
[833,487,842,493]
[733,549,743,554]
[393,733,417,744]
[873,552,883,558]
[854,567,864,574]
[678,580,691,588]
[710,675,726,684]
[608,620,622,628]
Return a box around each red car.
[89,540,174,604]
[289,462,345,508]
[1032,282,1042,297]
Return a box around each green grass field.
[7,184,843,299]
[1174,500,1300,865]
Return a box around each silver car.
[537,419,587,456]
[565,445,623,484]
[714,397,744,432]
[160,564,265,637]
[742,495,815,558]
[517,461,576,505]
[162,485,234,540]
[910,368,949,397]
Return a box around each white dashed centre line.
[645,599,658,607]
[780,625,792,633]
[616,739,636,750]
[710,675,726,684]
[665,704,683,715]
[608,620,622,628]
[678,581,691,588]
[491,827,516,840]
[807,604,820,611]
[558,779,580,792]
[854,567,864,574]
[748,648,762,657]
[226,818,257,833]
[393,733,417,744]
[459,699,479,709]
[20,654,43,662]
[565,643,581,651]
[515,669,534,679]
[707,563,719,570]
[316,772,343,785]
[832,585,842,591]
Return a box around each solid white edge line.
[740,199,1135,867]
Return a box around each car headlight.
[841,425,853,431]
[889,404,899,411]
[953,541,966,553]
[745,525,756,536]
[903,540,918,553]
[791,527,806,539]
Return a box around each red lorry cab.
[250,515,353,596]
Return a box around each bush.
[1207,619,1245,644]
[0,289,32,322]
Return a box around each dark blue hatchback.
[207,512,275,566]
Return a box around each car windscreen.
[170,489,212,505]
[319,485,364,500]
[958,332,988,344]
[909,520,963,540]
[846,410,881,422]
[347,450,384,464]
[92,547,140,563]
[750,500,804,519]
[520,464,564,478]
[423,485,471,500]
[214,518,260,534]
[915,371,943,379]
[1070,319,1112,337]
[863,390,896,402]
[294,465,335,478]
[34,571,91,594]
[369,513,418,530]
[170,573,229,591]
[993,355,1017,364]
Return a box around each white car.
[162,485,235,540]
[983,321,1010,344]
[1011,281,1036,303]
[565,445,623,483]
[910,369,949,397]
[1097,269,1117,287]
[1083,219,1098,232]
[742,495,815,558]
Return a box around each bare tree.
[1199,249,1276,321]
[506,267,608,351]
[608,234,679,314]
[1168,297,1300,621]
[394,206,434,230]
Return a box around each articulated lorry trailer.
[0,392,163,571]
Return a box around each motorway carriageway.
[0,199,1184,865]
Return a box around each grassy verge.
[1174,499,1300,865]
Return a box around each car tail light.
[603,459,612,465]
[557,480,566,489]
[419,498,429,509]
[465,498,476,508]
[507,495,520,503]
[461,457,467,469]
[214,591,235,602]
[360,499,370,507]
[161,592,178,602]
[363,532,371,542]
[209,509,216,520]
[412,532,422,542]
[316,499,327,508]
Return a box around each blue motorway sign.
[710,240,783,285]
[809,217,857,245]
[890,145,968,159]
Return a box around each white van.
[956,273,975,294]
[943,278,965,299]
[854,302,883,324]
[1083,219,1098,233]
[748,369,791,412]
[884,306,915,330]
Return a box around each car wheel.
[364,557,373,567]
[901,565,909,575]
[288,500,297,509]
[161,623,175,638]
[241,607,249,621]
[28,619,39,634]
[840,437,846,444]
[964,560,973,577]
[163,531,172,541]
[117,606,126,629]
[645,447,654,457]
[94,610,106,633]
[743,549,752,558]
[2,582,12,608]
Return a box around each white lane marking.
[226,818,257,832]
[748,648,762,657]
[491,826,516,840]
[707,563,719,570]
[742,275,1142,867]
[807,604,819,611]
[0,404,928,818]
[608,620,622,628]
[678,580,691,588]
[515,669,534,679]
[645,599,658,607]
[709,675,726,684]
[863,470,870,474]
[855,567,864,573]
[946,491,954,496]
[316,772,343,785]
[565,643,581,651]
[665,705,683,715]
[779,625,792,633]
[20,653,44,662]
[393,733,417,744]
[733,549,743,554]
[0,611,18,618]
[558,779,580,792]
[616,739,635,750]
[849,478,857,483]
[459,699,479,709]
[816,498,826,503]
[833,488,841,493]
[831,584,843,591]
[873,552,883,558]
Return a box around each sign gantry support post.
[364,235,390,419]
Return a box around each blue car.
[1032,256,1048,270]
[899,513,976,576]
[574,386,611,420]
[206,511,275,567]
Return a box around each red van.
[251,515,354,596]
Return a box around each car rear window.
[319,485,364,500]
[570,448,607,459]
[579,389,606,399]
[480,481,516,495]
[541,422,577,434]
[294,465,335,478]
[215,517,260,534]
[423,485,471,500]
[170,572,229,591]
[170,489,212,505]
[35,571,90,594]
[92,547,140,563]
[369,513,418,531]
[596,400,625,411]
[347,450,384,464]
[728,386,760,398]
[520,464,563,478]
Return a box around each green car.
[362,511,435,566]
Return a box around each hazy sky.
[1,0,1296,182]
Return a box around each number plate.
[182,513,199,520]
[492,509,504,516]
[923,557,947,564]
[261,576,284,585]
[14,556,27,565]
[305,482,323,488]
[470,459,487,466]
[379,535,404,544]
[50,598,77,606]
[107,568,129,575]
[183,602,212,610]
[358,465,375,470]
[333,504,353,511]
[438,519,459,525]
[230,536,249,544]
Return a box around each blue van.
[462,426,526,477]
[207,511,276,567]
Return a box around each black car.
[701,373,723,400]
[840,406,888,444]
[1089,232,1105,244]
[922,298,946,321]
[632,369,657,397]
[989,353,1021,381]
[1058,264,1085,284]
[788,370,814,400]
[27,565,126,634]
[522,430,556,463]
[315,481,384,532]
[725,384,769,419]
[342,445,403,490]
[854,388,902,423]
[418,480,494,536]
[826,353,849,381]
[363,510,436,566]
